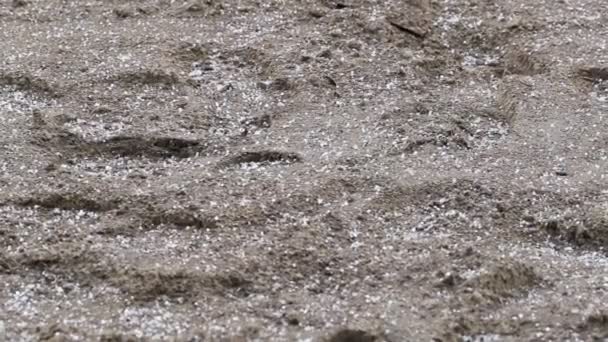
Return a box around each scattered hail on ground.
[1,0,608,341]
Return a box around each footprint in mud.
[218,150,302,168]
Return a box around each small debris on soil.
[2,0,608,340]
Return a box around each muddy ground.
[1,0,608,340]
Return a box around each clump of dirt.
[268,245,336,283]
[462,261,541,302]
[172,42,210,63]
[146,209,217,230]
[494,75,533,125]
[385,0,433,40]
[219,150,302,167]
[224,46,268,68]
[0,252,18,273]
[36,323,69,342]
[99,331,142,342]
[502,49,548,76]
[540,202,608,251]
[112,4,159,19]
[578,312,608,340]
[576,65,608,93]
[326,328,378,342]
[257,77,296,92]
[241,114,272,133]
[577,66,608,83]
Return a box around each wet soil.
[2,0,608,341]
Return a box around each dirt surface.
[1,0,608,340]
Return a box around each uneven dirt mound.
[2,0,608,341]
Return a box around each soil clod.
[219,150,302,167]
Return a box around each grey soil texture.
[2,0,608,341]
